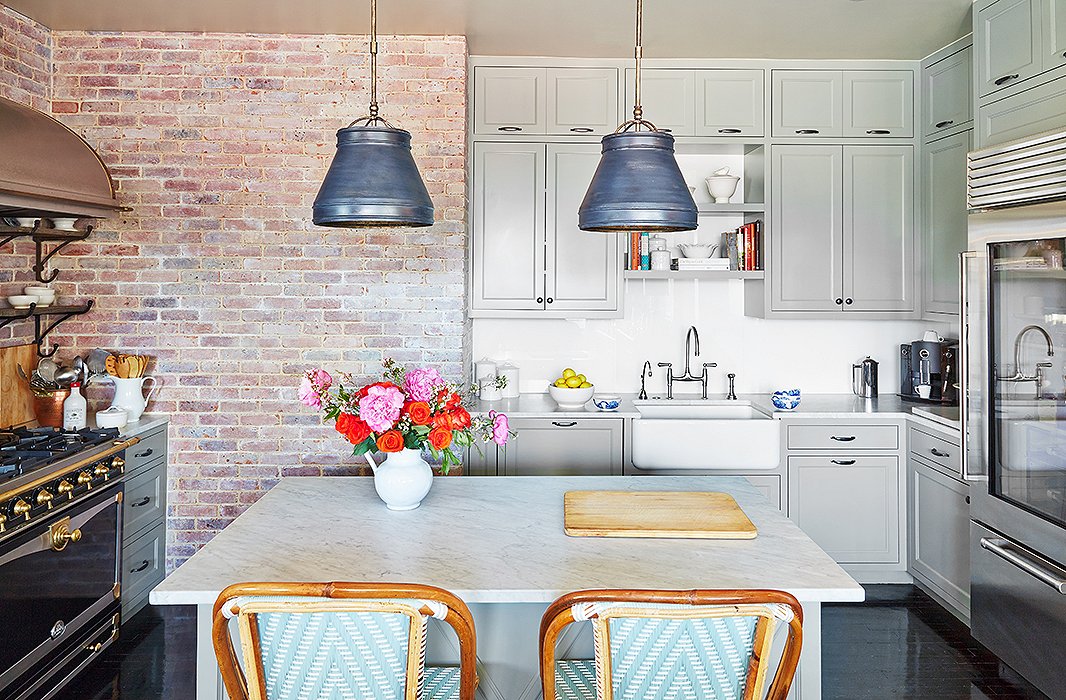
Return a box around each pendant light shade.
[578,130,697,232]
[312,0,434,228]
[313,126,434,227]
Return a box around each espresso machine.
[899,334,959,405]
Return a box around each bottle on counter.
[63,381,87,431]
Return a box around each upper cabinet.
[771,70,913,138]
[1044,0,1066,71]
[976,0,1042,98]
[922,45,974,138]
[623,69,696,135]
[923,130,972,317]
[624,69,765,136]
[473,67,618,136]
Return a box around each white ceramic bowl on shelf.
[548,384,594,410]
[51,218,78,231]
[705,175,740,204]
[6,295,36,309]
[677,243,717,259]
[14,218,38,228]
[24,286,55,306]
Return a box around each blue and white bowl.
[771,389,801,410]
[592,394,621,412]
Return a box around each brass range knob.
[57,480,74,499]
[77,471,93,488]
[111,456,125,470]
[94,464,110,480]
[50,523,82,552]
[36,489,54,509]
[13,499,31,520]
[0,513,6,533]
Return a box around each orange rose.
[404,401,432,426]
[450,407,471,429]
[376,430,405,453]
[432,412,456,430]
[428,427,453,450]
[335,413,371,445]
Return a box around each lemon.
[565,376,582,388]
[562,368,576,379]
[577,374,587,383]
[553,378,567,388]
[579,381,592,389]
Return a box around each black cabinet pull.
[718,128,742,134]
[546,297,554,304]
[131,496,151,508]
[830,435,856,442]
[660,128,673,133]
[935,120,954,129]
[845,298,853,305]
[866,129,891,135]
[536,297,544,304]
[130,560,150,574]
[831,459,856,465]
[965,496,971,504]
[497,126,523,132]
[569,127,594,133]
[930,448,951,458]
[134,448,154,459]
[994,73,1019,86]
[796,129,820,134]
[1062,50,1066,58]
[835,297,843,305]
[551,421,578,427]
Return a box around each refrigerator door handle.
[960,250,987,482]
[980,537,1066,594]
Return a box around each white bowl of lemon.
[548,368,594,409]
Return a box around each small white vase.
[109,376,157,422]
[366,448,433,511]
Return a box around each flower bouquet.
[299,359,510,474]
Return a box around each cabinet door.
[545,144,620,313]
[788,456,901,564]
[910,459,971,611]
[923,46,974,138]
[499,418,622,476]
[625,69,695,135]
[843,71,914,137]
[977,74,1066,146]
[547,68,619,136]
[470,142,546,311]
[695,69,765,137]
[923,131,972,316]
[462,441,497,476]
[843,145,915,312]
[1044,0,1066,71]
[743,475,782,512]
[770,145,844,311]
[771,70,843,137]
[976,0,1041,98]
[473,67,546,135]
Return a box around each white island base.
[153,476,862,700]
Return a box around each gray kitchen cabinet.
[923,130,972,317]
[843,71,914,137]
[473,67,546,135]
[975,0,1041,98]
[909,455,971,620]
[741,475,782,511]
[499,417,623,476]
[470,142,545,311]
[463,441,497,476]
[788,455,902,564]
[844,145,915,312]
[121,523,165,620]
[770,145,914,314]
[922,45,974,138]
[1043,0,1066,71]
[770,145,844,311]
[772,70,843,137]
[121,423,168,621]
[978,74,1066,146]
[695,69,765,137]
[625,69,695,135]
[546,68,619,135]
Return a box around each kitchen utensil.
[37,358,57,383]
[917,384,932,399]
[108,376,156,421]
[705,167,741,204]
[72,356,86,384]
[563,491,757,539]
[87,348,110,376]
[852,356,878,398]
[677,243,718,259]
[32,389,70,428]
[53,366,78,388]
[547,383,594,410]
[6,295,35,309]
[95,406,129,429]
[105,354,117,376]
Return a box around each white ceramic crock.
[109,376,156,421]
[365,448,433,511]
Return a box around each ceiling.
[7,0,973,60]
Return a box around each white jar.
[651,249,672,270]
[497,362,520,398]
[473,357,497,383]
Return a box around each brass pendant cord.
[349,0,394,128]
[616,0,658,133]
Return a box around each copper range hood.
[0,96,123,219]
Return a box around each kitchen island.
[151,475,863,700]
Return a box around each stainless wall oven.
[967,129,1066,700]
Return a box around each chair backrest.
[212,582,477,700]
[540,589,803,700]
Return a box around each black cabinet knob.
[536,297,544,304]
[835,298,843,305]
[845,298,853,305]
[546,297,553,304]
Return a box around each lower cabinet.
[787,456,903,568]
[120,424,168,622]
[499,418,623,476]
[908,456,971,621]
[740,475,782,511]
[121,523,166,620]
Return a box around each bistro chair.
[540,589,804,700]
[212,582,477,700]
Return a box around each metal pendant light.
[313,0,434,227]
[578,0,697,233]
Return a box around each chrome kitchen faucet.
[657,326,717,399]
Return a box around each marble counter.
[151,475,863,606]
[467,392,642,418]
[93,413,168,437]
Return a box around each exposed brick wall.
[0,4,51,345]
[39,30,468,569]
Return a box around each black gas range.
[0,426,139,700]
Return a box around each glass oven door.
[989,237,1066,530]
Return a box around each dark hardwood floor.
[53,585,1049,699]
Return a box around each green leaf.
[351,439,374,457]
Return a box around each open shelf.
[0,303,93,318]
[624,270,764,280]
[0,301,95,357]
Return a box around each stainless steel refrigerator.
[966,128,1066,700]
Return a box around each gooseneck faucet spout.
[638,360,652,400]
[684,326,700,378]
[1014,324,1054,372]
[998,324,1056,399]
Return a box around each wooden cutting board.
[0,344,36,428]
[564,491,757,539]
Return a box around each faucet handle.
[1038,361,1054,368]
[657,362,673,368]
[702,362,717,368]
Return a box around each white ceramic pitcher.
[109,376,157,422]
[364,448,433,510]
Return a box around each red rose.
[450,407,471,429]
[428,427,453,450]
[404,401,432,426]
[436,389,462,412]
[335,413,371,445]
[432,412,455,430]
[376,430,405,453]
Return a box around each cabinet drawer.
[123,464,166,543]
[978,75,1066,147]
[500,418,622,476]
[786,424,899,450]
[909,425,961,474]
[122,523,165,610]
[126,428,167,476]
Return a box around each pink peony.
[358,384,405,433]
[403,367,444,403]
[490,411,510,446]
[298,369,332,410]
